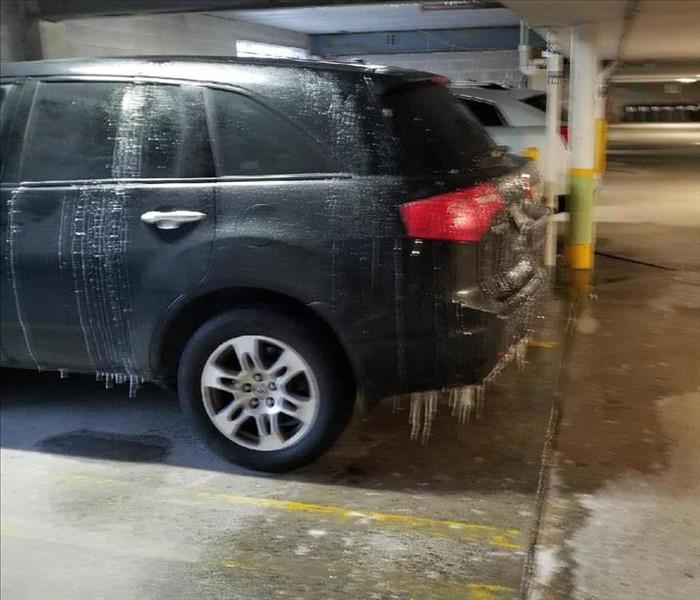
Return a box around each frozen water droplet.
[128,375,140,398]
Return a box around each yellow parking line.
[221,556,516,599]
[198,490,521,549]
[3,520,514,598]
[221,558,256,571]
[387,571,516,600]
[528,339,558,349]
[30,468,521,549]
[469,583,516,600]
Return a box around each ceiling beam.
[610,62,700,83]
[30,0,401,21]
[313,26,543,56]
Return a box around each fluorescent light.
[676,78,697,83]
[421,1,503,11]
[236,40,308,60]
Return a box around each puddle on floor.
[37,430,172,463]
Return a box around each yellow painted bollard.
[567,167,596,270]
[595,118,608,175]
[521,146,540,163]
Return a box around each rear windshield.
[382,83,494,175]
[521,93,547,112]
[521,93,569,122]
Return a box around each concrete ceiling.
[610,62,700,83]
[502,0,700,62]
[621,0,700,61]
[216,2,520,34]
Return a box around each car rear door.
[0,79,216,383]
[0,79,34,366]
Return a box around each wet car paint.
[0,56,545,407]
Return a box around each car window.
[206,88,329,176]
[1,83,19,143]
[1,83,22,180]
[459,98,507,127]
[382,83,494,175]
[0,83,16,107]
[20,81,214,182]
[520,93,569,123]
[520,93,547,112]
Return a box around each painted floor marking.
[198,490,522,549]
[528,340,559,349]
[25,467,522,550]
[1,519,515,598]
[220,556,517,600]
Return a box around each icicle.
[392,397,400,414]
[128,375,141,399]
[421,390,439,445]
[476,384,486,419]
[104,373,114,389]
[447,387,458,415]
[409,393,422,441]
[407,391,439,443]
[59,369,68,379]
[403,337,537,440]
[516,337,528,372]
[456,387,475,424]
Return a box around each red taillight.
[399,184,505,242]
[560,125,569,144]
[429,75,451,85]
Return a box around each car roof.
[0,56,436,86]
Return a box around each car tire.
[177,307,354,472]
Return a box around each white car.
[450,85,569,200]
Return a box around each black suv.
[0,57,546,471]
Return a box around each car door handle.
[140,210,207,230]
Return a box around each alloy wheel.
[201,335,320,451]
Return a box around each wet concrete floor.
[529,157,700,600]
[1,157,698,600]
[1,285,568,600]
[529,262,700,600]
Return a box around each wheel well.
[153,288,357,397]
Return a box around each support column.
[543,35,563,267]
[567,25,598,270]
[595,68,612,175]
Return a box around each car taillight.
[399,184,505,242]
[429,75,451,85]
[560,125,569,144]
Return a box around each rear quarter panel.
[191,175,411,341]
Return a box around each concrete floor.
[0,295,568,600]
[530,157,700,600]
[1,157,699,600]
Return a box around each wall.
[1,0,42,62]
[38,13,309,59]
[608,81,700,122]
[341,49,524,86]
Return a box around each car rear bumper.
[354,269,546,407]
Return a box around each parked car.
[450,85,569,201]
[0,57,546,471]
